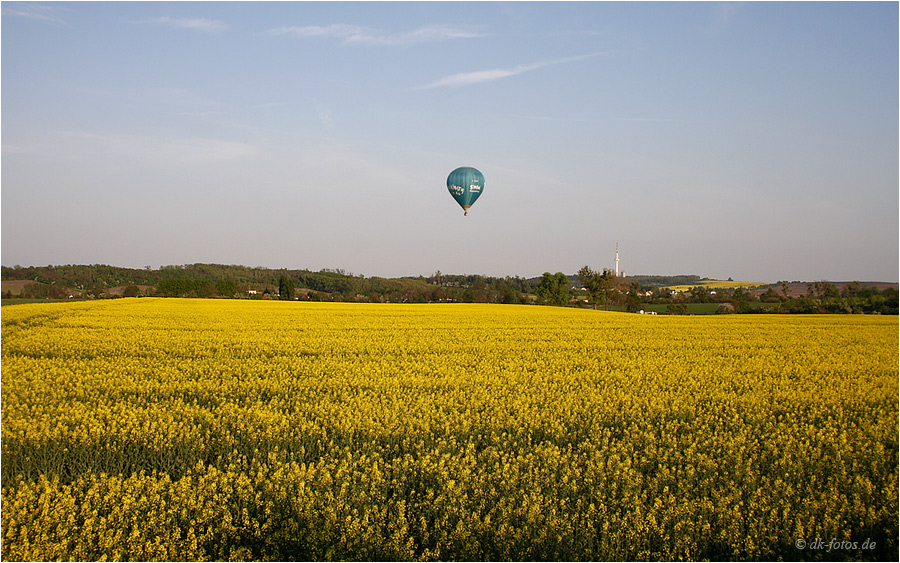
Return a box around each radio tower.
[615,242,620,277]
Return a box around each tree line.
[1,264,541,304]
[530,268,898,315]
[2,264,896,313]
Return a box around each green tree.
[731,287,754,313]
[278,276,295,301]
[578,266,599,309]
[668,303,689,315]
[501,286,519,304]
[216,279,238,297]
[625,281,643,312]
[760,288,782,303]
[843,281,862,298]
[814,280,840,299]
[536,272,571,307]
[23,283,67,299]
[577,266,614,310]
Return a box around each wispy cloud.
[706,1,743,35]
[76,86,229,115]
[316,105,334,128]
[267,24,486,46]
[609,117,682,123]
[268,23,367,40]
[414,52,610,90]
[142,16,227,33]
[57,131,258,164]
[2,2,66,25]
[178,111,225,118]
[151,87,228,110]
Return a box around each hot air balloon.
[447,167,484,216]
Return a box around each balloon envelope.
[447,167,484,215]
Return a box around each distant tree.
[578,266,600,309]
[843,281,862,298]
[536,272,571,307]
[157,278,214,298]
[23,283,67,299]
[625,281,643,312]
[535,273,553,304]
[781,281,792,299]
[553,272,572,306]
[668,303,689,315]
[122,285,141,298]
[501,286,519,305]
[578,266,615,310]
[216,279,238,297]
[882,287,899,314]
[814,280,840,299]
[690,286,712,303]
[760,288,782,303]
[732,288,753,302]
[278,276,295,301]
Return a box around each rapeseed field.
[1,299,897,560]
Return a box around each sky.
[2,1,898,282]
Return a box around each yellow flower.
[1,300,896,560]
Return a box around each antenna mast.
[615,242,620,277]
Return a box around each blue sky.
[2,1,897,281]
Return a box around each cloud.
[151,87,227,110]
[55,131,258,164]
[142,16,227,33]
[159,138,258,162]
[414,52,610,90]
[1,2,66,24]
[254,102,288,109]
[178,111,225,118]
[76,86,229,116]
[367,25,488,46]
[1,143,39,156]
[268,23,368,40]
[609,117,682,123]
[705,2,744,35]
[267,24,486,46]
[316,105,334,128]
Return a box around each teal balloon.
[447,167,485,215]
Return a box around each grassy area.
[638,303,722,315]
[2,298,91,306]
[640,302,784,315]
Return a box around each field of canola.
[1,298,897,561]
